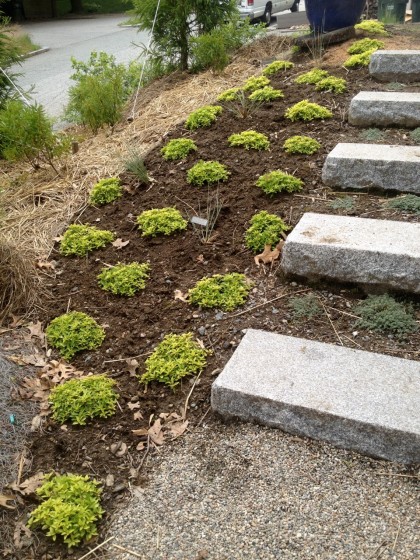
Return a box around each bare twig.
[228,288,309,318]
[318,298,343,345]
[112,543,144,559]
[78,536,115,560]
[102,352,152,365]
[182,370,203,420]
[392,519,401,551]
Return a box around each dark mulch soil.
[4,47,420,560]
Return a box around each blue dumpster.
[306,0,367,32]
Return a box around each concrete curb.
[22,47,50,59]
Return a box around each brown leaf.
[126,358,139,377]
[148,418,164,446]
[133,411,143,421]
[0,494,16,510]
[169,420,189,439]
[254,241,284,266]
[30,415,42,432]
[10,472,44,496]
[132,428,149,437]
[110,442,127,457]
[174,289,188,302]
[36,259,55,270]
[112,238,130,249]
[21,354,47,367]
[136,441,146,451]
[26,321,46,344]
[105,474,114,487]
[127,401,141,410]
[13,522,33,550]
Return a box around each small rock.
[215,312,223,321]
[198,326,206,336]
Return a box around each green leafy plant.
[355,19,388,35]
[217,87,242,102]
[245,211,289,253]
[294,68,329,84]
[289,294,322,319]
[46,311,106,360]
[124,152,149,183]
[409,127,420,144]
[315,76,347,94]
[256,170,303,196]
[359,128,386,142]
[189,272,252,311]
[242,75,270,92]
[262,60,294,76]
[386,195,420,214]
[60,224,115,257]
[89,177,122,205]
[137,208,187,237]
[140,333,209,389]
[285,100,332,121]
[248,86,284,102]
[0,15,22,108]
[98,262,150,296]
[228,130,270,150]
[386,82,405,91]
[161,138,197,161]
[28,473,103,547]
[185,105,222,130]
[187,160,229,186]
[219,89,258,119]
[283,135,321,155]
[329,196,355,211]
[344,49,376,68]
[50,375,118,425]
[354,295,418,335]
[347,38,385,54]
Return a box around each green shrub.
[245,211,289,253]
[89,177,122,205]
[242,75,270,92]
[262,60,294,76]
[347,38,385,54]
[28,473,103,547]
[185,105,222,130]
[248,86,284,102]
[315,76,347,94]
[60,224,115,257]
[359,128,385,142]
[283,135,321,155]
[98,262,150,296]
[386,195,420,214]
[256,170,303,196]
[329,196,355,211]
[344,49,376,68]
[0,16,21,108]
[187,160,229,186]
[228,130,270,150]
[46,311,105,360]
[50,375,118,425]
[354,295,418,335]
[217,87,242,102]
[409,127,420,144]
[294,68,329,84]
[189,272,252,311]
[161,138,197,161]
[355,20,388,35]
[137,208,187,237]
[289,294,322,319]
[285,100,332,121]
[124,152,149,183]
[140,333,209,389]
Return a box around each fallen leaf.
[110,442,127,457]
[21,354,47,367]
[126,358,139,376]
[169,420,189,439]
[133,411,143,421]
[132,428,149,437]
[128,401,141,410]
[53,235,63,243]
[174,289,188,302]
[105,474,114,487]
[136,441,146,451]
[196,254,205,263]
[112,238,130,249]
[26,321,46,345]
[10,472,44,496]
[0,494,15,510]
[30,415,42,431]
[148,418,164,446]
[13,522,33,550]
[36,259,55,270]
[254,241,284,266]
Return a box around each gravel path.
[108,417,419,560]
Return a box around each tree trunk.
[179,22,189,70]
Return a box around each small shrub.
[347,38,385,54]
[344,49,376,68]
[189,273,252,311]
[285,100,332,121]
[386,82,406,91]
[89,177,122,205]
[359,128,385,142]
[294,68,329,84]
[140,333,209,389]
[190,28,229,72]
[248,86,284,102]
[219,90,258,119]
[185,105,222,130]
[245,211,289,253]
[409,127,420,144]
[137,208,187,237]
[355,20,388,35]
[28,473,103,547]
[386,195,420,215]
[315,76,347,94]
[161,138,197,161]
[289,294,322,319]
[46,311,105,360]
[50,375,118,425]
[60,224,115,257]
[217,87,242,102]
[329,196,355,211]
[262,60,294,76]
[98,262,150,296]
[124,152,149,183]
[228,130,270,150]
[354,295,418,335]
[187,160,229,186]
[283,135,321,155]
[242,75,270,92]
[256,170,303,196]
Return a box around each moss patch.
[189,272,252,311]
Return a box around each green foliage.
[219,89,258,119]
[185,105,222,130]
[124,152,149,183]
[0,15,21,108]
[355,19,388,35]
[137,207,188,237]
[283,135,321,155]
[344,49,376,68]
[0,101,70,170]
[315,76,347,94]
[285,100,332,121]
[189,273,252,311]
[256,170,303,196]
[28,473,103,547]
[354,295,418,335]
[409,127,420,144]
[347,38,385,54]
[262,60,294,76]
[242,75,270,92]
[386,82,406,91]
[50,375,118,425]
[359,127,385,142]
[187,160,229,186]
[140,333,209,388]
[46,311,106,360]
[386,195,420,215]
[329,196,355,211]
[295,68,329,84]
[217,87,242,102]
[228,130,270,150]
[89,177,122,205]
[245,211,289,253]
[161,138,197,161]
[289,294,322,320]
[98,262,150,296]
[248,86,284,102]
[60,224,115,257]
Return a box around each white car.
[238,0,300,25]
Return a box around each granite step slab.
[348,91,420,127]
[280,213,420,294]
[322,143,420,194]
[211,329,420,464]
[369,50,420,82]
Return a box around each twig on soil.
[195,405,212,429]
[77,536,115,560]
[112,543,144,559]
[228,288,309,318]
[16,452,25,485]
[174,195,197,217]
[324,304,360,319]
[102,352,152,365]
[392,519,401,551]
[182,370,203,420]
[340,333,363,349]
[374,472,419,479]
[318,298,343,345]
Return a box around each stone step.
[211,329,420,464]
[280,213,420,294]
[370,50,420,82]
[322,143,420,194]
[348,91,420,127]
